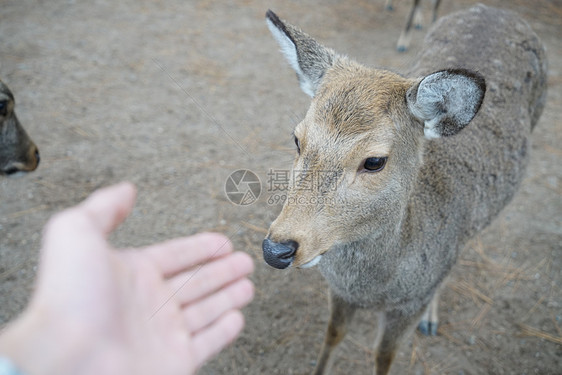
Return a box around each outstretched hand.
[0,183,254,375]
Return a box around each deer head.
[262,10,485,269]
[0,80,40,176]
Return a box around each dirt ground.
[1,0,561,374]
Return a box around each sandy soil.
[1,0,561,374]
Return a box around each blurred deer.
[262,4,546,374]
[386,0,442,52]
[0,80,40,176]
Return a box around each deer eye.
[294,135,301,154]
[362,157,387,172]
[0,100,7,116]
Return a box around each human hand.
[0,182,254,375]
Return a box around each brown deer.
[385,0,443,52]
[0,80,40,176]
[262,4,546,375]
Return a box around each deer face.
[262,11,485,269]
[264,67,422,269]
[0,81,40,176]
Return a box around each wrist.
[0,357,25,375]
[0,309,87,375]
[0,312,35,375]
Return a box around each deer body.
[262,5,546,375]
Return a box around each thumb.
[78,182,137,236]
[32,182,137,307]
[41,182,137,253]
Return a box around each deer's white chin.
[3,171,28,178]
[299,255,323,269]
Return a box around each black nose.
[35,149,40,166]
[262,238,299,269]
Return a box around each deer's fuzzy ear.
[406,69,486,139]
[266,10,336,98]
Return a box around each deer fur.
[0,80,40,176]
[262,5,547,375]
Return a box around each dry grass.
[3,204,48,220]
[240,221,268,234]
[517,323,562,345]
[0,260,27,281]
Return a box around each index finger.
[142,232,233,278]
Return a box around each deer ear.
[266,10,336,98]
[406,69,486,139]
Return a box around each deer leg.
[432,0,442,23]
[397,0,421,52]
[413,6,424,29]
[313,291,356,375]
[385,0,394,11]
[418,289,440,336]
[374,308,425,375]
